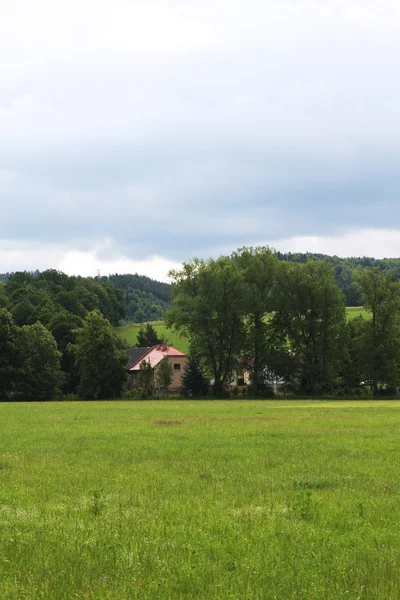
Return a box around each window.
[174,363,181,370]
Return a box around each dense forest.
[276,253,400,306]
[0,271,171,323]
[96,273,171,322]
[0,270,126,397]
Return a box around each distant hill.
[0,270,171,323]
[275,253,400,306]
[95,273,172,323]
[3,253,400,317]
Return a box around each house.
[126,345,187,391]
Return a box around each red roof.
[129,345,186,371]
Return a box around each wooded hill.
[1,271,172,323]
[275,253,400,306]
[96,273,171,322]
[2,253,400,323]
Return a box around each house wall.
[153,355,187,390]
[128,353,187,392]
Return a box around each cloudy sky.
[2,0,400,280]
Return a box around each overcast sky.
[2,0,400,280]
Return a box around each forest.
[0,271,171,323]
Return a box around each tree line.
[167,247,400,398]
[2,250,400,401]
[0,270,127,399]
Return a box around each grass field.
[1,400,400,599]
[116,307,370,352]
[345,306,371,321]
[116,322,190,353]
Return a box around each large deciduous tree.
[0,309,19,401]
[15,322,64,401]
[269,261,347,395]
[73,311,127,399]
[167,257,246,396]
[155,356,173,395]
[137,360,154,397]
[233,246,278,394]
[353,267,400,394]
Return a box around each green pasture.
[117,307,370,352]
[116,322,190,353]
[346,306,371,321]
[1,400,400,599]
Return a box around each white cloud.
[0,238,180,281]
[270,229,400,259]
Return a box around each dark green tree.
[353,267,400,394]
[137,359,154,397]
[233,246,278,394]
[73,311,127,399]
[15,322,64,401]
[48,311,83,393]
[0,309,19,400]
[136,323,162,347]
[181,356,208,398]
[0,283,8,309]
[167,256,246,396]
[155,356,173,395]
[270,260,347,395]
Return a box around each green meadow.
[116,322,190,353]
[116,307,370,353]
[1,400,400,599]
[345,306,371,321]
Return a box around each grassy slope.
[1,400,400,599]
[116,322,190,353]
[116,307,371,352]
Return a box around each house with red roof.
[126,344,187,391]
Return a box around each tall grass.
[1,400,398,599]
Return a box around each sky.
[2,0,400,281]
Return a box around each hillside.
[276,252,400,306]
[94,273,171,323]
[0,271,172,324]
[115,321,190,354]
[115,306,370,354]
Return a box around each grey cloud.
[2,3,400,265]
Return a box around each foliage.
[167,256,246,396]
[181,356,209,398]
[0,310,64,401]
[136,322,163,347]
[14,322,64,401]
[96,273,171,322]
[275,251,400,306]
[137,359,154,397]
[72,311,127,399]
[353,267,400,394]
[0,309,20,400]
[268,261,347,395]
[155,356,173,395]
[233,246,278,394]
